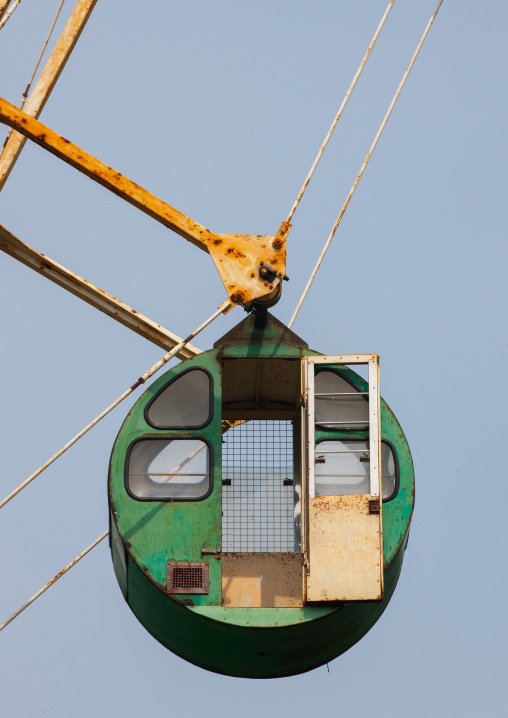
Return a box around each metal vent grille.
[222,420,295,552]
[167,562,209,594]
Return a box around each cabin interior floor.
[222,553,303,608]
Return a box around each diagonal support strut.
[0,96,287,305]
[0,223,201,359]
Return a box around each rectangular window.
[305,355,381,499]
[315,439,370,495]
[126,438,211,500]
[315,439,397,499]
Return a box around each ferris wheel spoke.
[0,530,109,633]
[284,0,396,226]
[0,95,214,250]
[289,0,444,328]
[0,0,21,32]
[0,0,98,190]
[0,96,287,305]
[0,301,230,511]
[0,1,11,23]
[0,223,201,359]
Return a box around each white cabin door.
[302,355,383,602]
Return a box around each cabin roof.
[213,311,309,351]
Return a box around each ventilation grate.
[167,562,209,594]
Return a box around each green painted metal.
[108,312,414,677]
[109,351,223,606]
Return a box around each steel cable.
[2,0,67,149]
[284,0,396,228]
[19,0,67,111]
[0,531,109,632]
[0,301,231,510]
[289,0,444,328]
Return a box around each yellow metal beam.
[0,96,213,250]
[0,223,201,359]
[0,96,288,304]
[0,0,99,191]
[0,1,10,22]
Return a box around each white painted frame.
[304,354,380,499]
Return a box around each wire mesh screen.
[222,420,295,552]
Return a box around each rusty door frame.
[301,354,384,601]
[304,355,381,499]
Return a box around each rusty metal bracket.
[369,499,380,515]
[0,96,288,306]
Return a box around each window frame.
[314,366,370,431]
[124,435,214,502]
[144,367,214,430]
[314,437,399,503]
[305,355,381,499]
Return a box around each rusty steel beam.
[0,0,98,191]
[0,302,228,512]
[0,0,21,30]
[0,96,287,304]
[0,95,216,250]
[0,1,10,22]
[0,223,201,359]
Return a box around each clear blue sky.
[0,1,506,716]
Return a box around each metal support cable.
[0,301,232,510]
[288,0,444,329]
[20,0,67,110]
[0,531,109,632]
[0,0,22,31]
[2,0,67,149]
[284,0,396,227]
[0,0,98,190]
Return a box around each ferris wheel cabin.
[108,312,414,678]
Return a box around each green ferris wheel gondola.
[108,312,414,678]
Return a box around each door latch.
[201,544,222,559]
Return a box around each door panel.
[307,495,382,601]
[303,355,383,603]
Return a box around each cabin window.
[126,438,211,500]
[315,439,397,500]
[315,370,368,430]
[145,368,212,429]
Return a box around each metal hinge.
[369,499,380,515]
